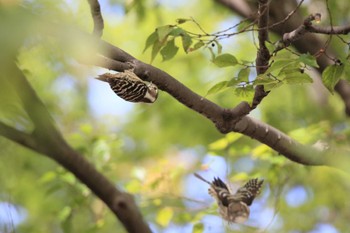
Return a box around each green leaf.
[160,39,179,61]
[61,172,76,185]
[157,25,173,41]
[58,206,72,222]
[212,53,238,67]
[279,66,301,75]
[209,137,229,150]
[264,81,283,91]
[143,31,158,52]
[209,132,242,150]
[39,171,57,184]
[206,81,228,95]
[192,222,204,233]
[254,75,279,85]
[234,85,254,97]
[227,78,240,87]
[268,59,298,73]
[151,40,163,63]
[181,33,192,53]
[234,85,255,104]
[156,207,173,227]
[125,179,142,193]
[169,27,185,37]
[190,41,205,52]
[237,68,250,82]
[322,64,344,94]
[283,72,313,84]
[299,53,319,68]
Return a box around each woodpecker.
[97,70,158,103]
[194,173,263,223]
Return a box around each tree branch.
[214,0,350,116]
[87,0,104,37]
[252,0,270,110]
[308,24,350,35]
[93,38,335,166]
[0,122,37,150]
[274,13,323,53]
[1,63,152,233]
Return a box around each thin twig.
[267,0,304,30]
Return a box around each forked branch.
[0,63,152,233]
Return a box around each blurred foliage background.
[0,0,350,233]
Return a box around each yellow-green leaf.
[151,40,163,63]
[206,81,228,95]
[190,41,205,52]
[160,39,179,61]
[209,137,229,150]
[144,31,158,52]
[267,59,298,74]
[237,68,250,82]
[283,72,313,84]
[192,222,204,233]
[125,179,142,193]
[299,53,319,68]
[234,85,254,104]
[156,207,173,227]
[322,64,344,94]
[157,25,173,41]
[212,53,238,67]
[181,33,192,53]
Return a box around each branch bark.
[215,0,350,116]
[87,0,104,37]
[94,38,332,166]
[252,0,270,110]
[0,63,152,233]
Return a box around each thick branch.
[231,116,325,165]
[1,64,151,233]
[94,39,333,166]
[51,142,152,233]
[82,55,132,71]
[4,62,58,137]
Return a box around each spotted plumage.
[194,173,264,223]
[97,70,158,103]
